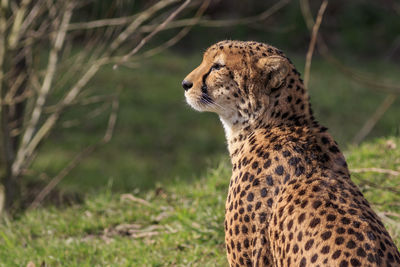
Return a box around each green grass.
[1,137,399,266]
[27,51,400,195]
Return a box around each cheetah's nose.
[182,80,193,91]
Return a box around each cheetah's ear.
[256,56,290,90]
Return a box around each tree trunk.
[0,49,28,212]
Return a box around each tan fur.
[183,40,400,267]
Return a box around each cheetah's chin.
[185,96,206,112]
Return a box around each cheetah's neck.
[226,124,350,180]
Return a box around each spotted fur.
[183,40,400,267]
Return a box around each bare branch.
[139,0,210,59]
[317,41,400,94]
[352,94,397,144]
[67,15,139,31]
[118,0,192,64]
[140,0,290,32]
[121,194,152,207]
[7,0,32,49]
[103,96,119,143]
[351,167,400,177]
[28,95,119,209]
[109,0,179,54]
[0,0,8,110]
[303,0,328,89]
[13,2,74,176]
[299,0,314,31]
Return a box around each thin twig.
[317,41,400,94]
[113,0,289,64]
[301,0,400,94]
[67,14,139,31]
[28,96,119,209]
[299,0,314,30]
[118,0,192,65]
[352,94,397,145]
[109,0,178,54]
[0,0,8,114]
[13,2,74,176]
[139,0,210,59]
[120,194,152,207]
[28,144,97,210]
[351,167,400,177]
[304,0,328,89]
[355,178,400,194]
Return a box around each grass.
[1,137,399,266]
[27,51,400,196]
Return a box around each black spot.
[339,260,349,267]
[329,145,340,153]
[288,157,300,166]
[293,244,299,253]
[247,204,252,212]
[266,175,274,186]
[305,239,314,250]
[346,240,356,249]
[275,165,284,175]
[321,245,330,254]
[235,225,240,235]
[244,239,249,248]
[287,220,293,231]
[259,212,267,223]
[321,136,329,144]
[295,166,305,176]
[335,237,345,245]
[327,214,336,221]
[267,198,273,207]
[263,159,271,169]
[367,253,375,263]
[274,144,282,151]
[355,232,364,241]
[356,247,366,257]
[298,213,306,224]
[252,161,259,169]
[367,231,376,241]
[247,192,254,202]
[260,188,267,197]
[341,217,351,225]
[337,227,345,234]
[321,231,332,240]
[249,175,254,182]
[313,200,322,209]
[332,250,341,259]
[309,218,320,228]
[350,258,361,266]
[312,185,320,192]
[252,178,260,186]
[311,254,318,263]
[300,257,306,267]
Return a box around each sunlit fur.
[183,40,400,267]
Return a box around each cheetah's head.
[183,40,309,138]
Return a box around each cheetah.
[182,40,400,267]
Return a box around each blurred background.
[0,0,399,210]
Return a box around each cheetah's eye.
[211,63,224,71]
